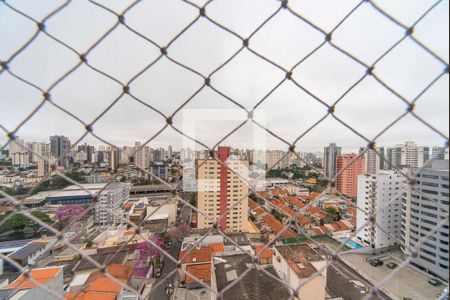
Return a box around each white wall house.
[273,244,326,300]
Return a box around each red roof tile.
[2,267,62,290]
[186,263,211,285]
[179,248,212,265]
[83,264,133,295]
[208,243,224,253]
[254,246,273,259]
[263,214,295,239]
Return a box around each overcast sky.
[0,0,448,152]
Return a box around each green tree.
[271,209,282,222]
[29,211,52,232]
[190,196,197,207]
[31,211,52,224]
[326,207,338,216]
[85,238,93,248]
[10,214,29,232]
[326,207,342,221]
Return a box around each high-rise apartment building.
[180,148,194,162]
[94,182,130,225]
[30,142,51,163]
[50,136,71,166]
[249,150,266,168]
[402,160,449,280]
[356,171,405,248]
[168,145,173,160]
[266,150,285,169]
[37,157,57,177]
[120,146,132,164]
[134,142,150,169]
[151,163,169,182]
[364,148,381,175]
[9,138,30,167]
[336,153,365,198]
[432,146,450,160]
[387,142,429,169]
[324,143,341,178]
[110,149,119,173]
[197,147,249,233]
[78,143,95,163]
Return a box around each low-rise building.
[179,248,213,284]
[0,267,63,300]
[65,264,134,300]
[8,240,48,266]
[214,253,291,300]
[145,198,177,226]
[273,244,327,300]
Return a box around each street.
[148,204,191,300]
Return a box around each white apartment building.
[134,142,150,170]
[402,160,449,281]
[94,182,130,225]
[9,138,31,167]
[356,171,405,248]
[390,141,429,169]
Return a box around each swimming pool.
[339,237,364,249]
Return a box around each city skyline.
[1,134,448,155]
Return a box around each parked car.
[370,259,384,267]
[386,262,398,269]
[428,278,442,286]
[155,268,161,278]
[155,262,165,278]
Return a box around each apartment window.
[421,212,438,218]
[422,175,439,180]
[422,182,439,188]
[423,242,437,249]
[421,249,436,257]
[422,204,438,211]
[420,226,432,232]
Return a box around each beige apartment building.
[197,147,249,233]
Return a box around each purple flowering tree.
[167,224,190,241]
[55,205,86,223]
[134,235,164,277]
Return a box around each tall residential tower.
[197,147,249,233]
[324,143,341,178]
